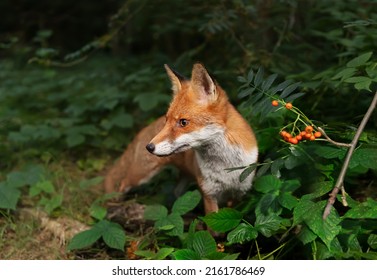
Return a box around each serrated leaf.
[254,67,264,87]
[344,199,377,219]
[102,224,126,251]
[0,182,21,210]
[90,203,107,220]
[247,68,254,83]
[190,231,217,257]
[315,146,347,159]
[144,204,168,221]
[350,148,377,170]
[255,214,282,237]
[278,192,298,210]
[238,87,255,98]
[285,92,306,102]
[173,249,201,260]
[239,164,257,182]
[262,73,278,91]
[67,228,102,250]
[227,223,258,244]
[155,213,184,236]
[301,181,334,201]
[297,225,317,245]
[279,82,301,99]
[256,193,280,214]
[346,52,373,68]
[254,175,282,193]
[172,190,201,215]
[272,79,293,93]
[293,200,341,249]
[202,208,243,232]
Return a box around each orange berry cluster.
[280,126,322,145]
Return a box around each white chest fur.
[194,129,258,199]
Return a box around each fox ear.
[191,63,217,104]
[164,64,186,94]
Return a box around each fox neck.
[193,126,257,198]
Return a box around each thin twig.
[323,91,377,219]
[317,127,352,148]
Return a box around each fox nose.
[146,143,155,153]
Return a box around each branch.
[317,127,352,148]
[323,91,377,219]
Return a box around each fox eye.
[179,119,189,127]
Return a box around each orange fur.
[104,63,258,214]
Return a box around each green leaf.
[43,194,63,214]
[239,164,257,182]
[67,228,102,250]
[344,199,377,219]
[272,79,293,93]
[262,73,278,91]
[368,234,377,249]
[6,165,45,188]
[297,225,317,245]
[293,200,341,249]
[155,213,184,236]
[172,190,201,215]
[202,208,243,232]
[29,180,55,197]
[255,214,282,237]
[66,132,85,147]
[190,231,217,257]
[0,182,21,210]
[332,67,357,80]
[227,223,258,244]
[173,249,201,260]
[354,80,372,91]
[90,203,107,220]
[279,82,301,99]
[256,193,280,214]
[254,67,264,87]
[254,175,282,193]
[246,68,254,83]
[278,192,298,210]
[350,148,377,170]
[102,224,126,251]
[315,146,347,159]
[346,52,373,68]
[301,181,334,201]
[144,204,168,221]
[154,247,175,260]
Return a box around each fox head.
[146,63,228,156]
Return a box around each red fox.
[104,63,258,214]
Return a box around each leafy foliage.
[1,0,377,260]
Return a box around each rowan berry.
[289,137,298,144]
[285,103,293,110]
[314,131,322,138]
[272,100,279,107]
[305,125,313,134]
